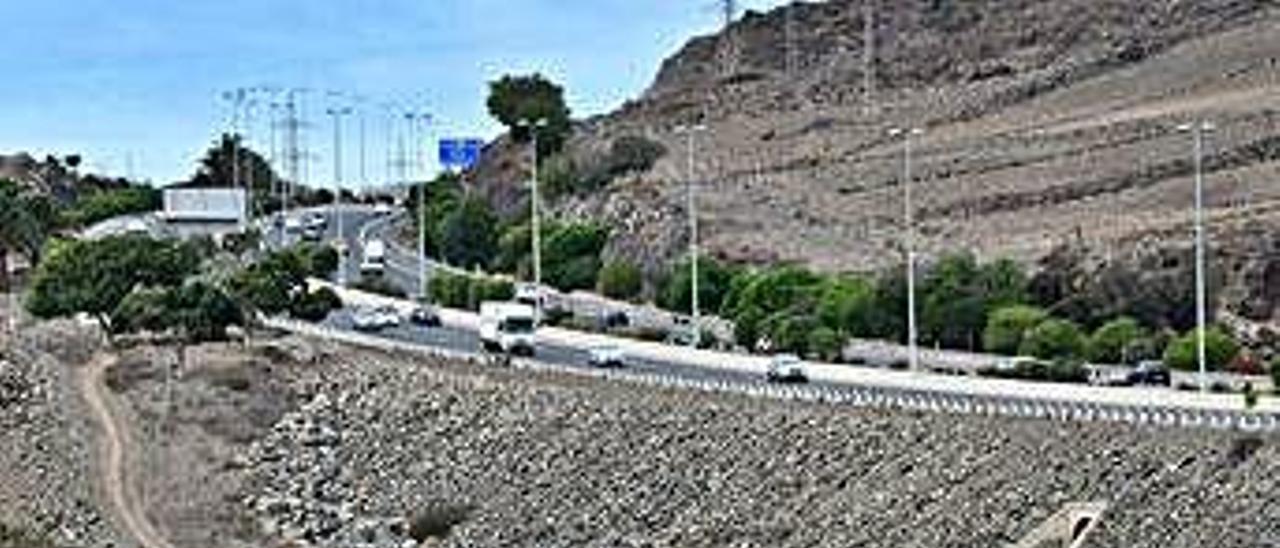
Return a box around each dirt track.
[79,354,175,548]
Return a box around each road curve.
[80,355,176,548]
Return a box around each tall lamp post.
[406,111,433,300]
[890,127,924,371]
[518,118,549,320]
[1178,121,1215,392]
[675,123,708,348]
[327,105,353,285]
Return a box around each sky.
[0,0,788,186]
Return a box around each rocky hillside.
[469,0,1280,322]
[237,341,1278,548]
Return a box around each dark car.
[1127,361,1172,387]
[409,305,442,327]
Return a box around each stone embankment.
[0,323,134,548]
[238,343,1279,548]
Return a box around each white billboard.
[162,188,247,223]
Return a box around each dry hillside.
[469,0,1280,322]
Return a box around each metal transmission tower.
[716,0,740,80]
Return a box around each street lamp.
[889,126,924,372]
[518,117,550,320]
[327,105,353,285]
[674,123,708,348]
[406,111,433,300]
[1178,120,1216,392]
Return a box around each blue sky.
[0,0,786,186]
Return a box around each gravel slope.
[234,341,1279,548]
[0,323,134,548]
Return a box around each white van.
[479,302,537,356]
[360,239,386,275]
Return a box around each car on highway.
[587,345,626,368]
[283,216,303,234]
[766,354,809,384]
[1127,361,1172,387]
[352,305,401,331]
[301,225,324,241]
[373,202,393,216]
[409,304,442,327]
[304,211,328,229]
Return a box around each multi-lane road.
[271,206,1280,423]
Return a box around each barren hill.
[470,0,1280,321]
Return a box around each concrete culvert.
[407,503,474,542]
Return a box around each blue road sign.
[439,138,484,170]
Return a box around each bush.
[297,243,339,278]
[438,197,499,270]
[1086,317,1145,364]
[428,272,513,311]
[542,223,608,291]
[983,305,1049,355]
[807,327,843,362]
[1163,328,1240,372]
[58,186,161,228]
[984,358,1089,384]
[657,256,739,315]
[354,277,408,299]
[289,287,342,321]
[597,260,643,301]
[605,135,666,176]
[1272,358,1280,395]
[1019,319,1086,361]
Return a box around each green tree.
[59,186,161,228]
[597,260,643,301]
[1086,317,1145,364]
[807,327,843,362]
[1018,318,1086,361]
[542,222,608,291]
[815,276,878,338]
[658,256,739,315]
[486,74,573,157]
[0,180,50,293]
[1163,328,1240,372]
[188,133,280,212]
[26,236,201,333]
[438,197,499,269]
[983,305,1049,355]
[920,253,985,350]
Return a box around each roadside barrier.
[262,317,1280,433]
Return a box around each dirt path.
[80,355,176,548]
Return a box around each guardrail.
[262,317,1280,433]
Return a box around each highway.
[322,307,764,385]
[265,206,1280,428]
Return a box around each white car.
[373,202,393,216]
[587,345,626,368]
[766,354,808,384]
[352,306,400,331]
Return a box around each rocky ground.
[6,329,1278,547]
[0,322,133,548]
[230,338,1278,548]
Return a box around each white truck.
[479,302,537,356]
[360,239,386,275]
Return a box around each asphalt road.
[307,207,1275,395]
[323,307,765,385]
